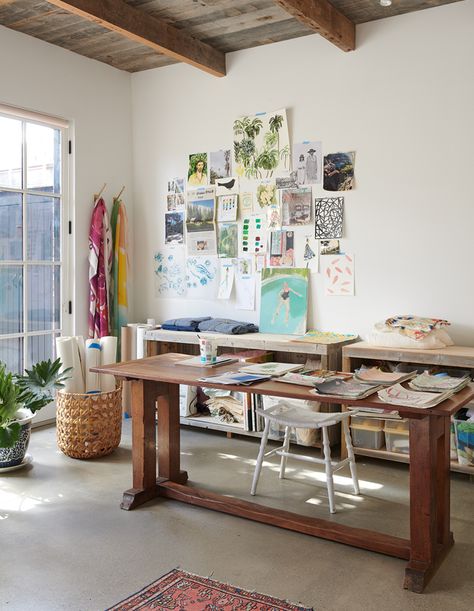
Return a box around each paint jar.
[199,337,217,364]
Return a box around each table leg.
[121,379,160,510]
[157,383,188,484]
[404,415,453,593]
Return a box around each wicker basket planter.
[56,386,122,459]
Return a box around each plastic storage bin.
[384,418,409,454]
[350,418,385,450]
[454,418,474,465]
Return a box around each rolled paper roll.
[99,336,118,392]
[121,326,132,362]
[85,339,101,393]
[71,337,85,393]
[121,326,132,416]
[74,336,86,389]
[136,324,153,359]
[56,337,76,393]
[127,323,140,359]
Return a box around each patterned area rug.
[106,568,312,610]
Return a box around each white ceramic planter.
[0,408,34,469]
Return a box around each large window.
[0,107,70,374]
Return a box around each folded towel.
[162,317,211,332]
[162,324,200,332]
[198,318,259,335]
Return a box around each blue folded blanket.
[162,317,211,332]
[198,318,259,335]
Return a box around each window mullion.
[22,120,27,372]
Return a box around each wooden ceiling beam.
[274,0,355,52]
[46,0,226,77]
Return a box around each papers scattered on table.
[377,384,453,408]
[279,370,352,387]
[198,372,271,386]
[408,372,470,393]
[178,355,237,368]
[346,406,401,419]
[238,362,303,377]
[354,366,417,386]
[312,379,382,399]
[290,329,358,344]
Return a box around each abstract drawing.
[314,197,344,239]
[186,256,218,300]
[154,250,186,298]
[323,253,354,296]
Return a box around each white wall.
[0,25,134,338]
[130,0,474,343]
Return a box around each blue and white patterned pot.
[0,409,33,468]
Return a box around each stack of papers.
[408,372,470,393]
[312,379,382,399]
[198,372,271,386]
[354,366,417,386]
[346,406,401,419]
[290,330,358,344]
[178,355,237,368]
[239,362,303,377]
[279,370,352,387]
[378,384,453,408]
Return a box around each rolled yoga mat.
[99,336,118,392]
[85,339,101,393]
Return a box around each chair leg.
[279,426,291,479]
[342,418,360,495]
[322,426,336,514]
[251,419,271,496]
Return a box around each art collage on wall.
[153,107,357,334]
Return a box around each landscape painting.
[186,188,216,233]
[165,211,184,244]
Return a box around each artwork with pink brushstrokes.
[324,253,354,296]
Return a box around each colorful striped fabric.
[88,197,112,338]
[110,197,129,357]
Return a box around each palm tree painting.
[232,109,290,179]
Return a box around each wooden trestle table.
[93,353,474,594]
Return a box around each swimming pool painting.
[259,268,309,335]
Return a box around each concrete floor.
[1,421,474,611]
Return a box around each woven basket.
[56,386,122,459]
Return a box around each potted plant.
[0,358,70,470]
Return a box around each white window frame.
[0,103,73,398]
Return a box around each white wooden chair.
[251,401,360,514]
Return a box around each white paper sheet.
[323,253,355,296]
[217,258,235,300]
[186,255,219,300]
[235,257,256,310]
[154,249,187,298]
